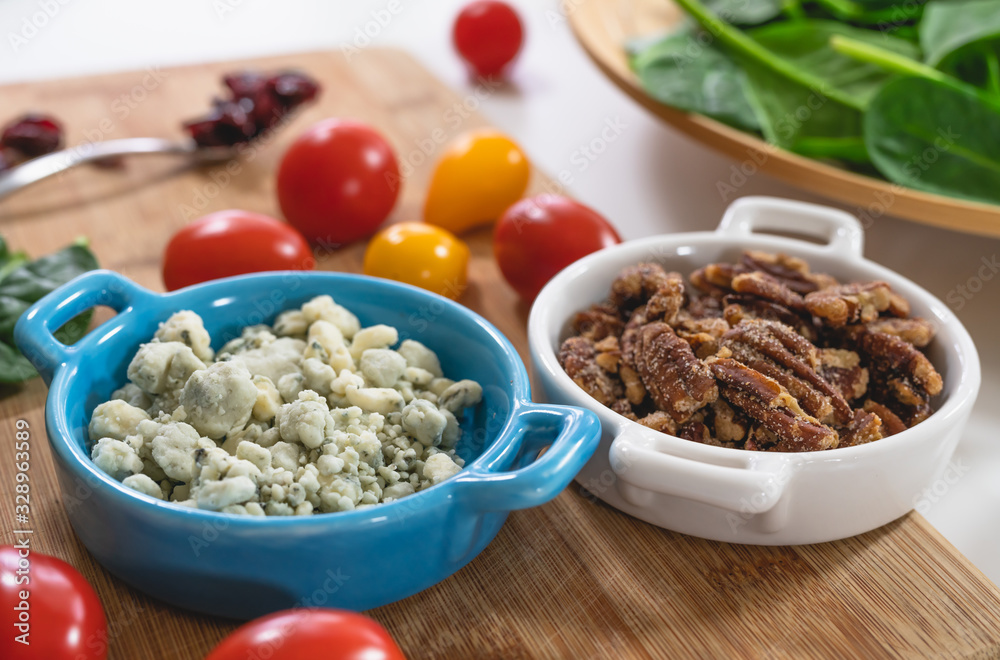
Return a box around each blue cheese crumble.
[88,296,482,516]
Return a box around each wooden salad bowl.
[568,0,1000,237]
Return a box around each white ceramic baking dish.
[529,197,981,545]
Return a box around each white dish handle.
[610,430,792,515]
[716,196,865,259]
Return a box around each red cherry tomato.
[162,210,314,291]
[277,119,401,245]
[453,1,524,77]
[205,609,406,660]
[494,194,622,300]
[0,546,107,660]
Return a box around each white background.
[2,0,998,586]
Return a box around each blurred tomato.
[276,119,400,245]
[423,129,530,234]
[453,1,524,77]
[494,194,622,299]
[162,210,314,291]
[364,222,470,300]
[205,609,405,660]
[0,546,107,660]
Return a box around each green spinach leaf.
[749,20,920,106]
[0,238,99,384]
[921,0,1000,68]
[706,0,784,26]
[864,76,1000,204]
[632,27,762,131]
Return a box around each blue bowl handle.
[14,270,158,385]
[454,403,601,512]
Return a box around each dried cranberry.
[183,69,320,148]
[268,72,320,107]
[1,113,63,159]
[184,99,257,147]
[223,71,268,99]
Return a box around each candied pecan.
[864,317,936,348]
[558,337,622,406]
[638,410,678,435]
[696,262,748,290]
[722,319,852,424]
[862,400,907,436]
[675,316,729,359]
[710,358,838,451]
[838,410,883,448]
[619,364,646,405]
[819,348,869,401]
[723,294,817,341]
[630,322,718,423]
[610,263,685,323]
[677,421,712,444]
[743,357,835,424]
[744,426,778,452]
[731,271,807,313]
[572,303,624,341]
[886,291,911,318]
[740,251,838,294]
[689,267,730,295]
[611,398,638,421]
[678,331,721,360]
[684,294,725,319]
[860,331,942,398]
[710,399,748,444]
[805,281,892,327]
[593,336,621,373]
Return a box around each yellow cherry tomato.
[423,129,530,234]
[363,222,470,300]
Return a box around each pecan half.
[558,336,622,406]
[740,251,838,294]
[864,317,936,347]
[610,263,685,323]
[723,294,817,341]
[722,319,852,424]
[805,281,892,327]
[862,400,907,436]
[860,331,943,398]
[630,322,718,423]
[838,410,883,448]
[732,271,807,313]
[711,359,838,452]
[638,410,677,435]
[818,348,869,402]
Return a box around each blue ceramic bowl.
[15,270,600,619]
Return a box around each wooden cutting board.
[1,49,999,660]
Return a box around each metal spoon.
[0,138,236,201]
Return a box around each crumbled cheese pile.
[88,296,483,516]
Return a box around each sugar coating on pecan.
[559,251,941,453]
[630,322,718,423]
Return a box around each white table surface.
[3,0,998,587]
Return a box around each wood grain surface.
[568,0,1000,237]
[2,49,1000,660]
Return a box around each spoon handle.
[0,137,230,202]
